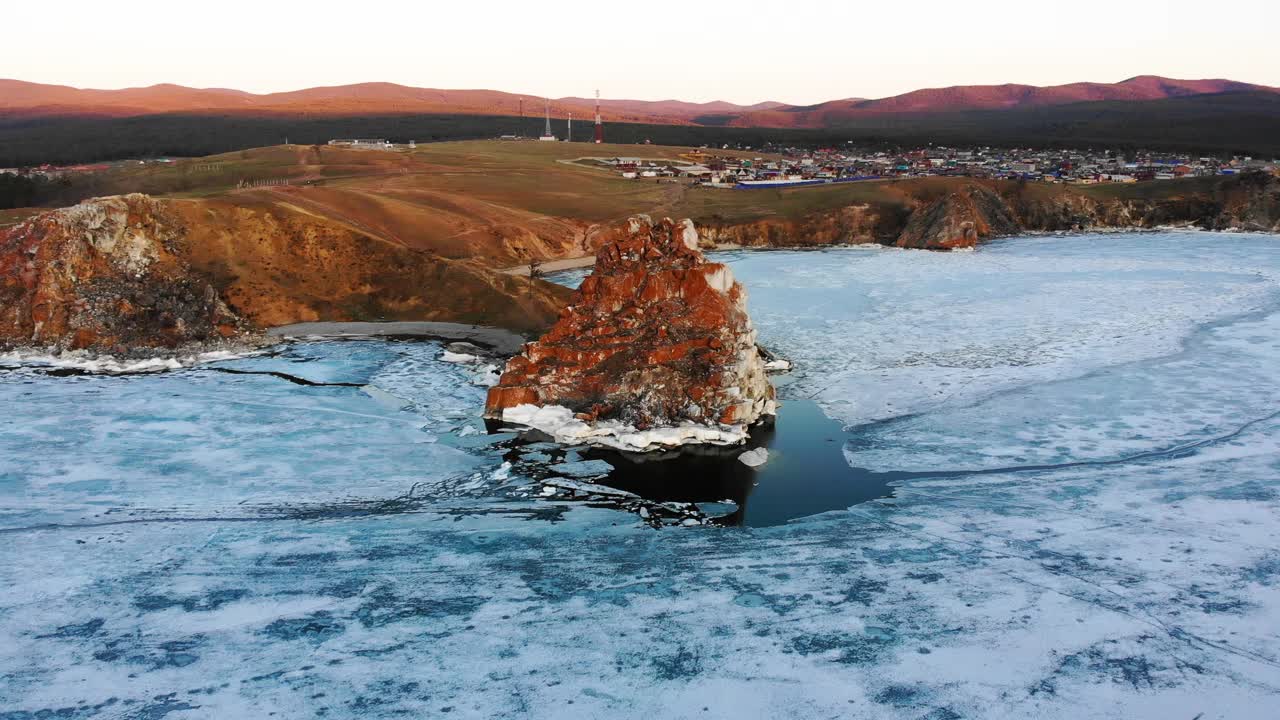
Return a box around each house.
[328,139,391,149]
[679,165,713,178]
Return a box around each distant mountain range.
[2,76,1277,166]
[4,75,1275,128]
[0,80,773,126]
[717,76,1279,127]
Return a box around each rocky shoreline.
[698,171,1280,251]
[268,321,530,356]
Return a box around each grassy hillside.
[9,141,1272,269]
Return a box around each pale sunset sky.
[3,0,1277,104]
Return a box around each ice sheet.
[0,341,492,529]
[723,234,1280,429]
[3,232,1280,718]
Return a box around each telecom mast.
[593,89,604,144]
[539,98,556,141]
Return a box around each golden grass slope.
[49,141,1273,269]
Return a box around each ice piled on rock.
[764,358,793,372]
[501,403,748,451]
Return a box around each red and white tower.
[593,89,604,144]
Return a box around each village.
[587,144,1280,188]
[5,140,1278,190]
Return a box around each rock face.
[693,174,1280,252]
[485,216,777,450]
[1205,171,1280,232]
[0,194,573,353]
[698,204,901,248]
[896,185,1020,250]
[0,194,244,351]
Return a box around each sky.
[3,0,1277,105]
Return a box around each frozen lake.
[3,232,1280,718]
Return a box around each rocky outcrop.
[485,216,776,451]
[0,194,245,351]
[698,204,902,248]
[1200,171,1280,232]
[1004,172,1280,234]
[896,184,1021,250]
[0,194,572,353]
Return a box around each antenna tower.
[593,89,604,144]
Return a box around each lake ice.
[2,232,1279,718]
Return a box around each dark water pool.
[575,393,892,527]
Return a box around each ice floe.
[737,447,769,467]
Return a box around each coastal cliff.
[692,173,1280,251]
[698,203,901,248]
[485,216,776,451]
[895,184,1021,250]
[0,194,571,353]
[0,195,244,351]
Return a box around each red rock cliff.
[0,194,244,351]
[0,194,573,353]
[485,216,776,442]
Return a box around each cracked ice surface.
[3,233,1280,718]
[725,233,1280,428]
[0,341,493,529]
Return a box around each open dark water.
[578,392,891,527]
